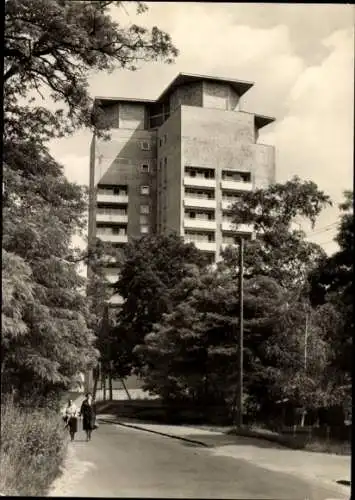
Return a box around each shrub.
[0,395,67,496]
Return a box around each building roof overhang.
[94,73,255,107]
[94,96,155,106]
[254,114,276,129]
[156,72,254,103]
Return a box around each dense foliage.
[2,143,98,399]
[220,176,330,290]
[0,395,67,496]
[102,184,352,428]
[308,191,353,399]
[110,234,210,376]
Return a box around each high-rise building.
[88,73,275,306]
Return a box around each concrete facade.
[88,73,276,292]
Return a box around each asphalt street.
[50,419,348,499]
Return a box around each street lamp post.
[238,236,244,429]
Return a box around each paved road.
[50,419,348,499]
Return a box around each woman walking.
[64,399,78,441]
[80,392,96,442]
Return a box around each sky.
[48,2,354,256]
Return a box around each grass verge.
[0,395,68,496]
[227,426,352,455]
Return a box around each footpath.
[97,403,351,497]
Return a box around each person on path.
[80,392,96,442]
[64,399,79,441]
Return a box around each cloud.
[262,27,354,254]
[58,154,90,186]
[47,3,353,257]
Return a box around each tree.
[2,144,99,400]
[221,176,331,290]
[308,191,353,380]
[137,269,289,420]
[264,299,341,425]
[4,0,178,142]
[111,234,209,375]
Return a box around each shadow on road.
[97,417,287,451]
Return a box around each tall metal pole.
[238,236,244,429]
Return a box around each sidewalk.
[97,411,351,496]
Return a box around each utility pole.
[304,309,308,372]
[301,304,309,428]
[238,236,244,429]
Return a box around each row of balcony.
[184,198,239,210]
[184,177,253,191]
[184,219,252,232]
[96,194,237,212]
[185,240,243,252]
[96,180,251,206]
[97,193,129,204]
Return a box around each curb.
[98,417,209,448]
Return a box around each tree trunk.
[300,409,307,427]
[103,376,106,401]
[120,377,132,400]
[92,365,100,401]
[109,372,113,401]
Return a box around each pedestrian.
[64,398,79,441]
[80,392,96,442]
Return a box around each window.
[164,157,167,167]
[159,138,162,147]
[141,141,151,151]
[112,227,126,235]
[140,185,150,195]
[112,186,128,196]
[141,163,150,173]
[164,134,167,144]
[140,205,150,214]
[140,215,149,224]
[140,225,149,234]
[222,170,251,183]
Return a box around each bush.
[0,395,67,496]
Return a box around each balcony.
[185,240,216,252]
[96,213,128,224]
[220,180,253,192]
[221,221,254,233]
[184,197,216,209]
[96,193,129,204]
[184,176,215,189]
[184,218,216,231]
[96,233,128,243]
